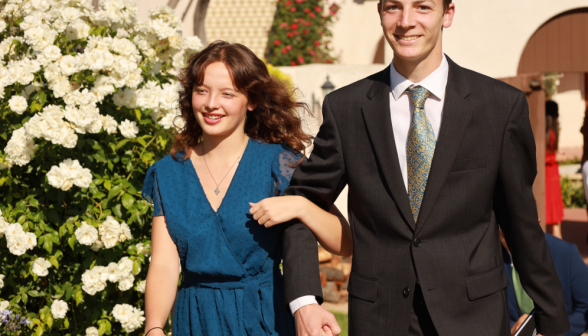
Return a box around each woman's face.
[192,62,254,138]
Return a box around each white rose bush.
[0,0,202,334]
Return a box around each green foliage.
[331,311,348,336]
[265,0,339,66]
[560,177,586,209]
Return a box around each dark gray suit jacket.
[282,57,570,336]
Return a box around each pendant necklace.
[202,141,245,195]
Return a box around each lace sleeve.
[142,164,164,216]
[272,146,304,196]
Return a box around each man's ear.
[442,2,455,29]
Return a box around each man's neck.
[392,49,444,83]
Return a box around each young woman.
[142,41,351,336]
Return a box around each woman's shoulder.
[147,152,189,175]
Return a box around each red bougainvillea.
[265,0,338,66]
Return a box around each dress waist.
[181,271,274,289]
[180,271,276,336]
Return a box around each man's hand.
[510,314,528,336]
[294,304,341,336]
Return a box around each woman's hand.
[249,196,308,227]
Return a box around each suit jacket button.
[413,238,422,247]
[403,287,410,298]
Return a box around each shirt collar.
[390,54,449,101]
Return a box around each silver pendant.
[215,187,220,195]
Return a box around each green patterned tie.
[407,86,435,223]
[512,267,535,314]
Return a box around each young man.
[282,0,570,335]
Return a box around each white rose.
[66,19,90,41]
[59,55,79,76]
[86,326,99,336]
[99,216,122,248]
[0,300,9,311]
[118,120,138,139]
[32,257,52,276]
[47,165,71,190]
[52,19,68,33]
[4,128,35,167]
[102,115,118,134]
[117,256,133,275]
[184,36,203,52]
[6,232,29,256]
[149,18,175,39]
[8,95,28,114]
[123,68,143,89]
[75,222,98,246]
[0,216,9,238]
[137,279,146,293]
[135,242,151,256]
[118,273,134,291]
[43,45,62,61]
[0,274,4,289]
[51,300,68,319]
[105,262,122,282]
[120,223,132,242]
[90,239,104,252]
[61,7,82,23]
[112,303,134,323]
[81,268,106,295]
[51,79,73,98]
[0,19,6,33]
[120,307,145,332]
[25,231,37,249]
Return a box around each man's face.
[378,0,454,63]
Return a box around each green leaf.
[85,75,95,82]
[65,286,75,301]
[46,316,53,328]
[132,260,141,275]
[75,290,84,305]
[36,326,44,336]
[116,139,129,150]
[37,91,47,105]
[59,225,67,238]
[16,199,27,211]
[28,290,41,297]
[135,109,142,120]
[68,236,76,250]
[22,293,28,305]
[64,317,69,328]
[121,194,134,209]
[49,256,59,270]
[93,192,106,199]
[44,239,53,253]
[107,185,123,200]
[94,150,107,163]
[98,320,106,336]
[29,198,40,208]
[112,204,123,218]
[104,180,112,191]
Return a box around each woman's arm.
[250,196,353,256]
[144,216,180,336]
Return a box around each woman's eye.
[223,93,234,97]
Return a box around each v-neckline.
[187,138,252,214]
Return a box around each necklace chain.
[201,141,246,195]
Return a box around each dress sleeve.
[272,145,304,196]
[142,164,164,216]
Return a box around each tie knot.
[407,86,430,110]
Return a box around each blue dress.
[142,139,298,336]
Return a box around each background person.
[545,100,565,239]
[501,231,588,336]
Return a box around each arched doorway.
[502,8,588,232]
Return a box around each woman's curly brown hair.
[171,41,312,161]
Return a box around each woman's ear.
[247,103,257,111]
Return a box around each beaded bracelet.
[145,327,164,336]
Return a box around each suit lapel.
[362,66,416,230]
[415,57,473,235]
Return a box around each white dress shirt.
[289,55,450,314]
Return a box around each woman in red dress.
[545,100,564,239]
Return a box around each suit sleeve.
[566,244,588,336]
[493,91,570,335]
[282,95,348,305]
